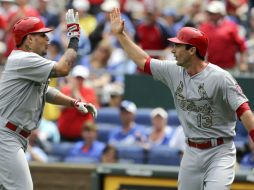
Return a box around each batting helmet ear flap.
[13,17,53,46]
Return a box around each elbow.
[61,67,71,76]
[55,61,74,76]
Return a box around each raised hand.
[66,9,80,39]
[110,8,125,35]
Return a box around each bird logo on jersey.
[175,81,213,128]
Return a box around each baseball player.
[0,9,97,190]
[110,8,254,190]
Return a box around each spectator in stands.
[161,8,179,37]
[100,144,118,163]
[135,3,170,58]
[246,7,254,72]
[42,40,63,121]
[225,0,248,25]
[80,38,113,104]
[72,0,97,36]
[58,65,99,141]
[101,83,124,107]
[143,107,173,148]
[88,0,103,15]
[168,125,186,155]
[109,100,146,146]
[36,0,60,28]
[67,121,105,162]
[89,0,135,51]
[240,136,254,168]
[199,0,248,73]
[26,129,48,163]
[38,118,60,144]
[4,0,40,57]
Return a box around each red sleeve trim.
[236,102,250,119]
[143,57,152,75]
[249,129,254,142]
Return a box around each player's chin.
[41,50,47,57]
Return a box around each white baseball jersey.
[150,59,248,139]
[0,50,58,131]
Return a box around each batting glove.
[66,9,80,39]
[74,99,97,118]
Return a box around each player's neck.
[187,60,208,76]
[16,46,32,52]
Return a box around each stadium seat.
[96,107,121,125]
[116,145,145,164]
[96,107,181,127]
[97,123,120,143]
[168,110,180,126]
[135,108,153,126]
[47,142,74,161]
[147,146,181,166]
[234,120,248,151]
[47,155,62,163]
[63,156,99,164]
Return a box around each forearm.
[116,31,149,70]
[48,91,75,107]
[49,38,79,78]
[240,110,254,132]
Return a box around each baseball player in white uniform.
[0,10,97,190]
[110,8,254,190]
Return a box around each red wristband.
[249,129,254,142]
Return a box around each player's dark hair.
[16,36,27,48]
[185,44,204,60]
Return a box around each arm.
[238,51,248,72]
[47,90,98,118]
[110,8,149,70]
[240,110,254,133]
[49,9,80,78]
[47,90,75,107]
[49,44,78,78]
[237,103,254,142]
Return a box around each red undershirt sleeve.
[236,102,250,119]
[143,57,152,75]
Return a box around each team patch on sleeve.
[235,84,243,95]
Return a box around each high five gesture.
[110,8,125,35]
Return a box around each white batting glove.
[66,9,80,39]
[74,99,97,118]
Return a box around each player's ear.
[26,34,34,45]
[189,46,197,56]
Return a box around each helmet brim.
[31,27,53,34]
[167,37,187,44]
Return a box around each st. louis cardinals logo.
[175,81,213,128]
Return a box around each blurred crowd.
[1,0,254,169]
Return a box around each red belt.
[5,122,30,138]
[187,138,224,149]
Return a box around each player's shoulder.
[207,63,231,76]
[9,50,41,61]
[207,63,235,83]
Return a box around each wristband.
[249,129,254,142]
[68,37,79,52]
[71,98,80,107]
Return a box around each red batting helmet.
[13,17,53,46]
[168,27,208,57]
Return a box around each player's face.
[171,43,192,68]
[30,33,49,56]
